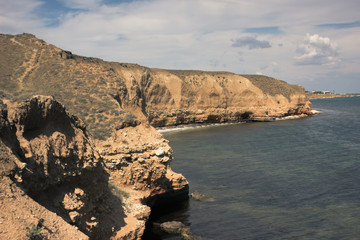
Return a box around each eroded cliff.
[140,70,311,126]
[0,33,311,239]
[0,95,187,239]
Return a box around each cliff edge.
[0,33,311,239]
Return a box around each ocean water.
[144,97,360,240]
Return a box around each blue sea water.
[145,97,360,240]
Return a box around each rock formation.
[0,33,312,239]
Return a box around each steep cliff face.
[131,70,312,126]
[0,95,109,239]
[0,33,311,239]
[0,95,187,239]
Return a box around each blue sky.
[1,0,359,93]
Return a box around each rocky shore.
[0,33,313,239]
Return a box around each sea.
[143,97,360,240]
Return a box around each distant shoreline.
[307,94,360,100]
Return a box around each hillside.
[0,33,311,139]
[0,33,312,239]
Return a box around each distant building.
[307,90,334,95]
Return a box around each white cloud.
[0,0,45,33]
[295,33,339,65]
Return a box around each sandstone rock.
[69,211,80,223]
[155,149,166,157]
[3,95,104,195]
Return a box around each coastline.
[307,94,360,100]
[157,111,321,134]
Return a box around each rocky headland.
[0,33,312,239]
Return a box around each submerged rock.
[190,191,215,202]
[181,231,203,240]
[160,221,187,234]
[160,221,202,240]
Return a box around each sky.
[1,0,360,93]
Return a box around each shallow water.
[144,97,360,240]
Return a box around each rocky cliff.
[142,70,311,126]
[0,95,187,239]
[0,33,312,239]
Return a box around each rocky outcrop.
[98,124,188,196]
[4,95,103,194]
[97,123,188,239]
[0,96,118,239]
[0,95,188,239]
[0,33,312,239]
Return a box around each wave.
[156,122,245,133]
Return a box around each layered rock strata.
[138,70,312,126]
[0,33,312,239]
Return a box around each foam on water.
[156,122,245,133]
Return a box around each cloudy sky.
[1,0,359,93]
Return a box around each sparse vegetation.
[109,183,129,200]
[124,113,137,122]
[26,224,43,240]
[242,74,303,100]
[108,183,131,212]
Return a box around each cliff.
[0,95,187,239]
[0,33,312,239]
[143,70,311,126]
